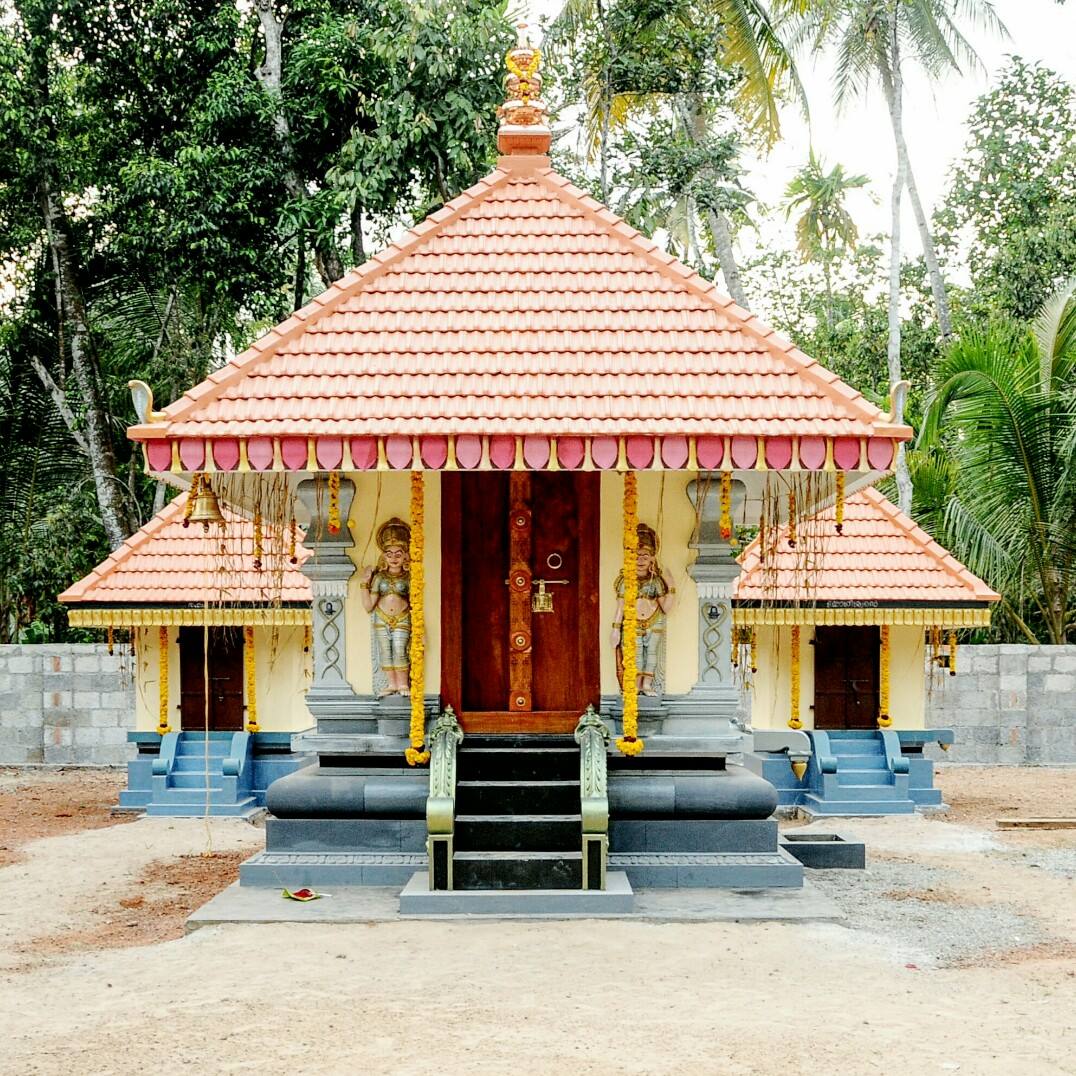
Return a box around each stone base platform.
[399,872,635,915]
[187,878,843,928]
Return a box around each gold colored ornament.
[750,627,758,675]
[835,471,845,535]
[788,624,803,730]
[719,472,733,541]
[253,508,263,570]
[183,474,202,528]
[244,625,259,733]
[788,488,797,549]
[616,471,644,756]
[878,624,892,727]
[406,471,430,766]
[157,626,171,734]
[328,471,341,534]
[731,626,739,669]
[948,631,957,676]
[288,517,298,564]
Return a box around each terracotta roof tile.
[131,160,911,443]
[735,487,1000,606]
[59,495,311,608]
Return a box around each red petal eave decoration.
[146,441,172,472]
[280,437,307,470]
[212,439,240,471]
[523,436,550,470]
[421,436,448,469]
[350,437,377,470]
[765,437,793,470]
[798,437,826,470]
[867,438,894,470]
[834,437,860,470]
[489,435,515,470]
[590,437,618,470]
[178,438,205,471]
[385,435,413,469]
[730,436,758,469]
[696,436,723,470]
[316,437,343,470]
[455,435,482,470]
[557,437,585,470]
[626,436,653,469]
[247,438,274,471]
[660,436,689,469]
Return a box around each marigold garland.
[327,471,341,534]
[787,488,797,549]
[878,625,892,727]
[253,508,264,570]
[731,626,740,669]
[288,517,298,564]
[616,471,644,756]
[157,626,171,734]
[948,630,958,676]
[107,625,114,657]
[405,471,430,766]
[244,626,259,733]
[835,471,845,535]
[750,627,758,674]
[788,624,803,730]
[506,47,541,103]
[719,471,733,541]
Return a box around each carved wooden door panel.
[813,626,880,730]
[179,627,245,731]
[442,471,599,732]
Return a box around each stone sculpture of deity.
[360,518,412,697]
[611,523,677,696]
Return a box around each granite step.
[457,747,578,782]
[835,769,894,787]
[453,851,583,890]
[455,780,579,814]
[455,814,581,852]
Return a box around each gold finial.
[497,23,551,156]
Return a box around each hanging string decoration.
[948,631,958,676]
[788,624,803,730]
[878,625,892,727]
[157,626,171,734]
[835,471,845,535]
[244,626,259,733]
[327,471,341,535]
[719,471,733,541]
[406,471,430,766]
[616,471,644,756]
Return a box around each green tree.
[917,282,1076,644]
[935,57,1076,321]
[783,150,868,325]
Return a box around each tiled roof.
[734,487,1000,606]
[130,156,911,446]
[59,494,311,608]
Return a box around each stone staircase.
[453,735,583,889]
[146,731,258,817]
[801,730,915,816]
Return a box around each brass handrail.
[574,704,610,890]
[426,706,464,890]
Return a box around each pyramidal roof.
[128,38,911,475]
[734,487,999,626]
[59,493,311,625]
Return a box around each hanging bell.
[188,480,224,531]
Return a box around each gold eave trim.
[66,607,312,628]
[732,606,993,628]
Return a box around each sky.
[528,0,1076,259]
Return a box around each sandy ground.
[0,766,1072,1075]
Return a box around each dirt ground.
[0,765,1073,1075]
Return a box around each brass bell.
[188,481,224,531]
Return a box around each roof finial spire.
[497,23,551,157]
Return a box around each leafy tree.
[935,57,1076,321]
[917,282,1076,644]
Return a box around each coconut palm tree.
[917,281,1076,644]
[783,150,868,325]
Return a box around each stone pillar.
[660,474,746,750]
[296,476,366,725]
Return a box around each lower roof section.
[66,606,311,628]
[733,605,993,628]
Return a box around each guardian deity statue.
[360,518,412,697]
[611,523,677,696]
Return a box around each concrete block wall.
[923,645,1076,765]
[0,645,134,766]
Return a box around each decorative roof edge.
[733,606,993,628]
[66,607,312,628]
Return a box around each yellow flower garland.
[948,630,958,676]
[835,471,845,534]
[788,624,802,730]
[878,624,892,727]
[616,471,644,756]
[244,626,259,733]
[719,472,732,540]
[157,626,171,734]
[406,471,430,766]
[253,508,263,570]
[788,488,797,549]
[749,627,758,675]
[288,517,298,564]
[327,471,341,534]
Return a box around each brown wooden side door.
[441,471,599,733]
[179,627,245,731]
[812,625,880,730]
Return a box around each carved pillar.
[296,476,363,723]
[661,473,745,749]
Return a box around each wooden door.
[813,626,880,730]
[442,471,599,732]
[179,627,245,731]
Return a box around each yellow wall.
[599,471,698,695]
[747,623,925,729]
[133,624,312,733]
[344,471,441,695]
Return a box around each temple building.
[65,35,992,907]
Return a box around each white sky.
[530,0,1076,258]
